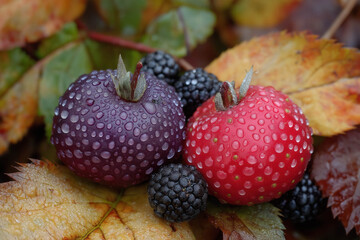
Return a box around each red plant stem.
[86,31,194,71]
[87,31,155,53]
[131,62,143,99]
[322,0,357,39]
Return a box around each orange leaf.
[0,0,86,50]
[206,31,360,136]
[0,160,214,239]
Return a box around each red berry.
[183,69,313,205]
[51,56,185,188]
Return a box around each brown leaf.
[206,201,285,240]
[206,31,360,136]
[311,128,360,236]
[0,0,86,50]
[0,160,210,239]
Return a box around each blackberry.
[174,68,221,118]
[147,163,208,223]
[140,51,180,86]
[273,173,326,223]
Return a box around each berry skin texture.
[273,173,326,223]
[51,69,186,188]
[147,163,208,222]
[184,85,313,205]
[140,51,180,86]
[174,68,222,119]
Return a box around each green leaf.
[38,42,93,138]
[36,22,79,59]
[0,48,35,97]
[85,39,142,72]
[94,0,147,37]
[206,200,285,240]
[172,0,210,8]
[143,6,215,57]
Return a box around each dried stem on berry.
[110,55,146,102]
[214,66,254,111]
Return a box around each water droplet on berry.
[243,167,254,176]
[96,112,104,119]
[92,141,101,150]
[60,110,69,119]
[61,123,70,133]
[167,148,175,159]
[275,143,284,153]
[143,102,156,114]
[65,137,73,146]
[87,117,95,126]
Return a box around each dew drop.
[96,112,104,119]
[211,126,220,132]
[236,129,244,138]
[61,110,69,119]
[87,117,95,126]
[74,149,83,159]
[232,141,240,150]
[217,171,227,179]
[205,157,213,167]
[65,137,73,146]
[61,123,70,133]
[125,122,133,131]
[243,167,254,176]
[162,142,169,151]
[143,102,156,114]
[92,141,101,150]
[264,166,272,175]
[86,98,94,106]
[70,115,79,123]
[167,148,175,159]
[275,143,284,153]
[247,156,257,164]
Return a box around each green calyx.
[214,66,253,111]
[109,55,147,102]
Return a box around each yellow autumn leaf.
[0,160,217,240]
[0,0,86,50]
[206,31,360,136]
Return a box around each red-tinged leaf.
[0,0,86,50]
[311,128,360,235]
[206,201,285,240]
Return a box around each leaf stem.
[84,29,194,71]
[322,0,357,39]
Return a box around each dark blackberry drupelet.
[273,173,326,223]
[148,163,208,223]
[174,68,222,118]
[140,51,180,86]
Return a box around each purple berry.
[51,56,186,188]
